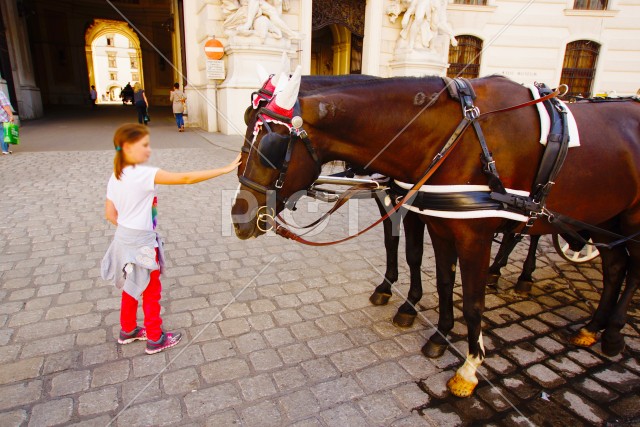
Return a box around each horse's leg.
[487,232,516,286]
[369,196,401,306]
[446,227,494,398]
[393,211,426,327]
[514,235,542,294]
[421,227,457,359]
[601,249,638,356]
[569,243,628,348]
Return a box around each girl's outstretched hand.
[225,153,242,173]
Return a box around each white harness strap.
[526,84,580,147]
[393,182,531,222]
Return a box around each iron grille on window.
[573,0,607,10]
[453,0,488,5]
[447,35,482,79]
[559,40,600,98]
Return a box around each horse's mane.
[299,74,381,96]
[298,74,514,99]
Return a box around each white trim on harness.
[394,181,531,222]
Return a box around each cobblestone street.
[0,106,639,426]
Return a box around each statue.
[223,0,300,41]
[387,0,457,53]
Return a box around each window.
[107,52,117,68]
[447,35,482,79]
[131,72,140,82]
[559,40,600,98]
[573,0,607,10]
[453,0,487,4]
[106,35,114,46]
[109,72,118,80]
[129,54,139,69]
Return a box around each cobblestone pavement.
[0,107,639,426]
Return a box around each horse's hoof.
[514,280,533,294]
[392,311,416,328]
[369,292,391,306]
[569,328,598,347]
[487,273,500,286]
[421,340,447,358]
[601,336,625,357]
[447,373,477,398]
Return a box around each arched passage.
[311,0,365,75]
[85,20,144,104]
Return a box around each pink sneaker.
[118,326,147,344]
[145,331,182,354]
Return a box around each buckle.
[464,106,480,120]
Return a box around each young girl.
[101,123,241,354]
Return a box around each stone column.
[215,0,301,135]
[362,0,383,76]
[1,0,42,119]
[217,38,295,135]
[299,0,312,74]
[386,0,456,77]
[181,0,218,132]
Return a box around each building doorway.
[85,20,143,105]
[311,0,364,75]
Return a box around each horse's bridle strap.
[239,175,273,196]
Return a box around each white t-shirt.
[107,165,159,231]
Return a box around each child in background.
[101,123,241,354]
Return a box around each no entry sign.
[204,39,224,60]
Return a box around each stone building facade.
[2,0,638,131]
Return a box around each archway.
[311,0,365,75]
[85,19,143,104]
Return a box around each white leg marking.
[456,332,485,385]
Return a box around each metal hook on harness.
[256,206,276,232]
[556,84,569,98]
[464,106,480,120]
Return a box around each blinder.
[259,131,291,169]
[243,105,253,126]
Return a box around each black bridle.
[239,103,322,208]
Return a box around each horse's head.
[233,66,322,239]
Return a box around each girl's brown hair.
[113,123,149,180]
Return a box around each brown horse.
[238,71,427,322]
[240,71,553,332]
[233,72,640,397]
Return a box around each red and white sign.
[204,39,224,60]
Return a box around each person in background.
[90,85,98,108]
[0,90,15,155]
[169,82,186,132]
[133,83,149,125]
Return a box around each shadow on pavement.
[17,104,243,152]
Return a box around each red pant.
[121,268,163,342]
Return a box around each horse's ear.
[275,65,301,112]
[278,51,290,76]
[256,64,269,85]
[273,72,289,95]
